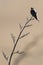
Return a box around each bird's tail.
[36,17,39,22]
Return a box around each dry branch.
[8,17,34,65]
[14,51,24,54]
[20,32,30,39]
[25,24,32,27]
[2,52,8,61]
[19,24,23,30]
[10,33,15,43]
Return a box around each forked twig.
[8,17,34,65]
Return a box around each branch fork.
[2,17,34,65]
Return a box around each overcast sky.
[0,0,43,65]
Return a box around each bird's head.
[31,7,33,10]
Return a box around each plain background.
[0,0,43,65]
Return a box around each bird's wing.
[34,9,37,14]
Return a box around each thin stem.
[8,17,33,65]
[20,32,30,39]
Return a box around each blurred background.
[0,0,43,65]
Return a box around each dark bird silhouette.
[30,7,39,21]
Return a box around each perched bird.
[30,7,39,21]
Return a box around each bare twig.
[10,33,15,43]
[2,52,8,61]
[20,32,30,39]
[14,51,24,54]
[8,17,33,65]
[25,24,32,27]
[19,24,23,30]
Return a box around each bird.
[30,7,39,21]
